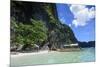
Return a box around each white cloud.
[70,5,95,27]
[60,17,66,24]
[68,24,72,27]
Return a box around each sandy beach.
[11,48,81,58]
[11,50,56,58]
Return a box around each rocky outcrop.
[11,1,77,51]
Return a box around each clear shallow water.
[10,48,95,67]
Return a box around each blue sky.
[56,4,95,42]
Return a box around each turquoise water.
[10,48,95,67]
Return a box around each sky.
[56,4,95,42]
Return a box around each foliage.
[11,18,47,48]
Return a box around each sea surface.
[10,47,95,67]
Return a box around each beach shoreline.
[10,50,57,58]
[10,48,81,58]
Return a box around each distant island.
[78,41,95,48]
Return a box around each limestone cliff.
[11,1,77,50]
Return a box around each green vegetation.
[11,18,47,50]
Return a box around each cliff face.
[11,1,58,23]
[11,1,77,50]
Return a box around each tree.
[11,18,48,51]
